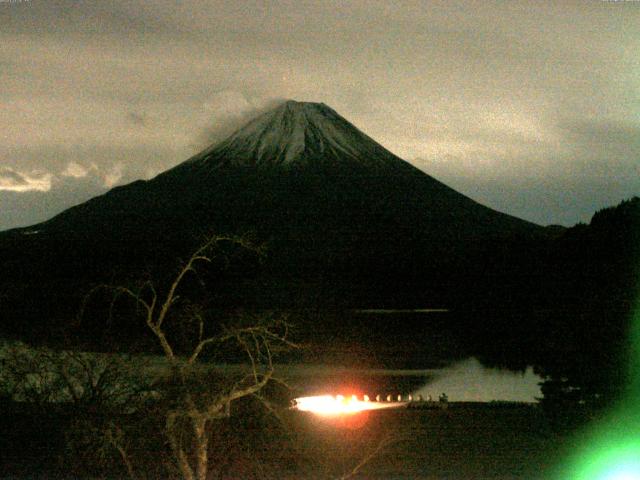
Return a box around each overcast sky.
[1,0,639,230]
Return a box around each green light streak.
[630,307,640,400]
[561,426,640,480]
[557,281,640,479]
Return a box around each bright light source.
[562,438,640,480]
[599,462,640,480]
[293,395,404,416]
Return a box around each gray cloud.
[0,175,108,231]
[559,119,640,153]
[0,0,184,37]
[0,167,51,193]
[0,144,182,230]
[194,94,287,149]
[1,0,639,229]
[0,168,29,186]
[1,145,177,181]
[127,111,147,127]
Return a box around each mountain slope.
[0,100,548,342]
[36,101,537,248]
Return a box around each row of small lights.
[293,393,446,416]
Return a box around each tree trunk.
[193,416,209,480]
[167,413,195,480]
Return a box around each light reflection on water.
[414,357,542,402]
[281,356,542,403]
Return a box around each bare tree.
[0,341,156,479]
[2,234,397,480]
[86,234,295,480]
[0,342,147,407]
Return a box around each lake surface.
[278,357,542,402]
[0,340,542,403]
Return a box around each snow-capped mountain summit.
[8,99,541,244]
[179,100,410,171]
[0,100,548,338]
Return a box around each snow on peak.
[185,100,407,170]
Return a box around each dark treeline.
[472,197,639,424]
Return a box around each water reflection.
[415,357,542,402]
[282,357,542,403]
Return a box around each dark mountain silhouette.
[1,101,552,357]
[29,101,540,244]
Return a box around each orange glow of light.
[293,394,403,416]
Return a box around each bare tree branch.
[337,433,399,480]
[73,233,292,480]
[105,422,138,480]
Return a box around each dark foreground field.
[283,403,568,480]
[1,401,571,479]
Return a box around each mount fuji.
[0,100,549,342]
